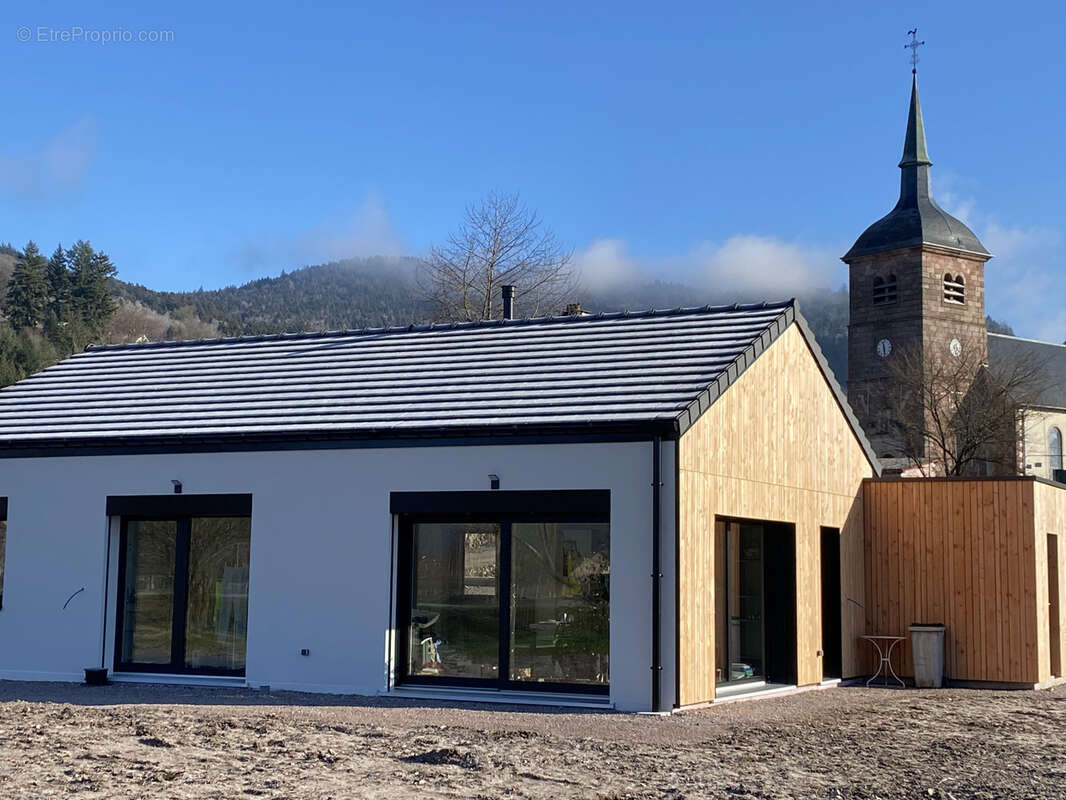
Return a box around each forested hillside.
[112,257,429,336]
[111,256,854,383]
[0,240,118,386]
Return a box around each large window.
[511,522,610,685]
[111,495,252,676]
[395,491,610,693]
[407,522,501,681]
[0,497,7,610]
[1050,427,1063,473]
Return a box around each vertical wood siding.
[677,324,874,707]
[863,478,1066,684]
[1033,481,1066,683]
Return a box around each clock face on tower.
[876,338,892,358]
[950,338,962,357]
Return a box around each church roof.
[844,75,990,261]
[987,333,1066,411]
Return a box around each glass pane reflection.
[121,520,177,664]
[185,517,251,671]
[408,523,500,680]
[510,522,610,685]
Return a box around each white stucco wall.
[0,440,675,711]
[1022,409,1066,481]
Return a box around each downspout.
[651,435,663,712]
[100,517,112,669]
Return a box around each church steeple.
[896,74,934,210]
[843,35,993,464]
[843,71,988,260]
[899,75,931,168]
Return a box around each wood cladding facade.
[676,324,875,707]
[863,478,1066,685]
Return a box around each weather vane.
[905,28,925,74]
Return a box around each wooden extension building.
[676,317,873,705]
[863,477,1066,688]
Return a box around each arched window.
[1050,427,1063,472]
[873,274,898,305]
[944,273,965,304]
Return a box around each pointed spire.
[899,74,931,167]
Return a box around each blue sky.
[1,1,1064,338]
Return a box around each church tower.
[844,73,991,459]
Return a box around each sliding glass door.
[407,522,501,680]
[400,516,610,693]
[121,520,178,665]
[715,520,765,684]
[117,515,250,675]
[510,522,610,686]
[714,517,798,687]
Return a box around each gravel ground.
[0,680,1063,799]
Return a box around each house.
[863,476,1066,687]
[0,300,879,711]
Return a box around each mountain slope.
[111,257,852,383]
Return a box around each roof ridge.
[83,299,797,353]
[988,332,1066,350]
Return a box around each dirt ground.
[0,681,1063,799]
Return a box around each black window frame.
[111,494,252,677]
[393,490,610,696]
[0,497,7,611]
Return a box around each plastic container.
[909,623,945,688]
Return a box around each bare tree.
[885,333,1050,476]
[106,300,220,344]
[418,191,577,321]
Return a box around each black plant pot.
[83,667,110,686]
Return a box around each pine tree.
[45,244,72,318]
[2,242,50,331]
[68,240,116,342]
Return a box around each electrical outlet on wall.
[300,648,310,657]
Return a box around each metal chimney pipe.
[502,285,516,320]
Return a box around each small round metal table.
[861,634,907,688]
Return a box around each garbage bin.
[909,623,945,688]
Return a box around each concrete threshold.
[712,681,797,705]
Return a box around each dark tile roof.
[0,300,877,468]
[987,333,1066,410]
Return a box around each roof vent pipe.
[502,285,516,320]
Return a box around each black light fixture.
[488,474,500,490]
[171,479,183,494]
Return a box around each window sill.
[387,685,612,709]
